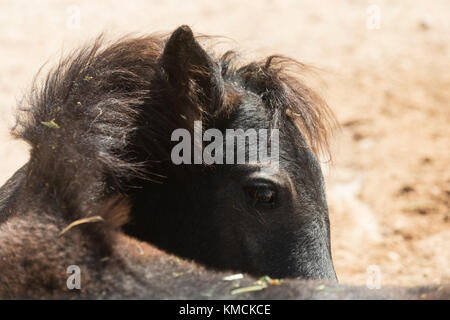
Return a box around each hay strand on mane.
[58,216,104,237]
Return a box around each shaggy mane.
[220,53,336,158]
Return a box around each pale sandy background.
[0,0,449,286]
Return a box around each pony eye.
[245,184,277,208]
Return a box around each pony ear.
[160,25,224,114]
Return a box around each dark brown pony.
[0,26,447,298]
[7,25,338,280]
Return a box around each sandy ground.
[0,0,448,287]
